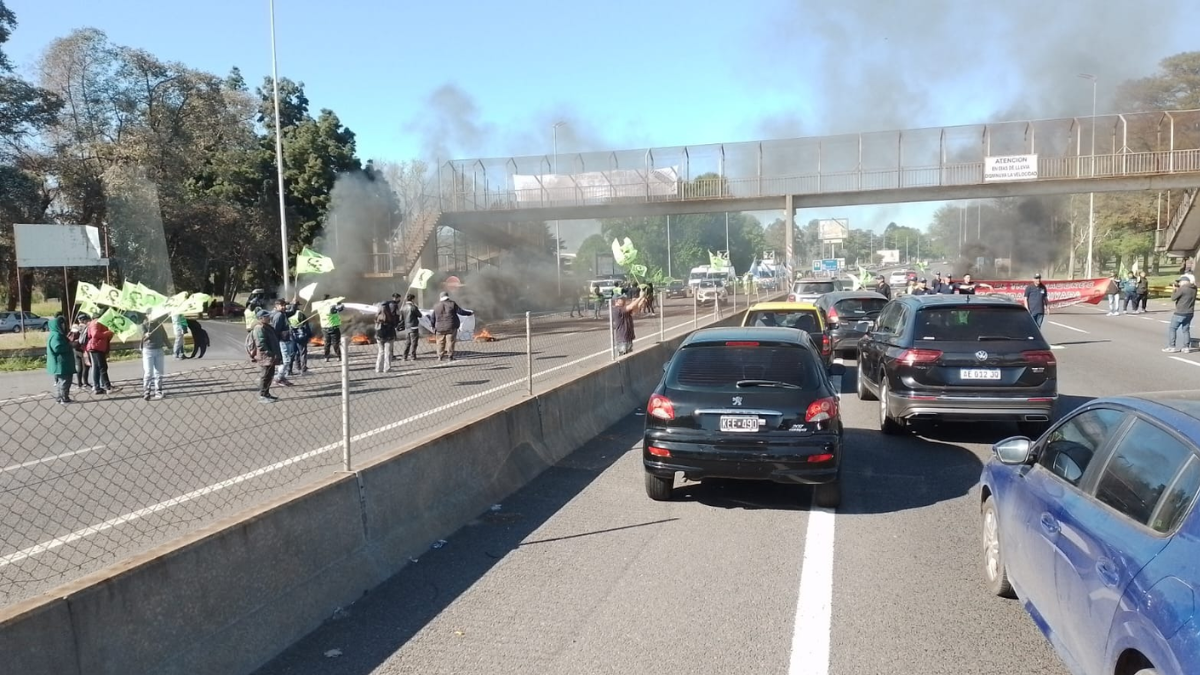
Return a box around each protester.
[1024,274,1049,328]
[1135,270,1150,313]
[68,314,89,392]
[1120,272,1139,315]
[1104,272,1121,316]
[171,312,189,359]
[938,274,955,294]
[1165,276,1196,353]
[318,294,344,362]
[955,274,978,295]
[432,292,473,361]
[930,272,945,294]
[141,315,169,400]
[400,293,422,361]
[268,299,296,386]
[287,303,312,374]
[910,278,931,296]
[85,315,114,394]
[592,285,604,320]
[251,309,283,402]
[374,298,398,373]
[612,294,650,356]
[46,315,75,406]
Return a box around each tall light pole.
[552,121,565,295]
[666,215,672,277]
[1079,73,1098,278]
[269,0,290,299]
[725,212,731,260]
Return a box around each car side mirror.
[993,436,1034,465]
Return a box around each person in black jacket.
[400,294,422,361]
[431,292,473,361]
[1135,270,1150,314]
[1165,277,1196,353]
[269,299,296,386]
[1024,274,1049,327]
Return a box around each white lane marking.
[1,446,106,474]
[1160,320,1171,324]
[788,503,835,675]
[1050,345,1065,350]
[1170,356,1200,368]
[1047,321,1088,334]
[0,314,713,567]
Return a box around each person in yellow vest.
[287,303,312,374]
[318,294,344,362]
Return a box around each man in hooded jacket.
[47,315,76,405]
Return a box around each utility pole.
[269,0,290,298]
[1079,73,1098,278]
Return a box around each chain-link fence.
[0,286,772,609]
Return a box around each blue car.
[979,392,1200,675]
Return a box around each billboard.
[14,224,108,268]
[984,155,1038,182]
[818,218,849,242]
[876,249,900,264]
[512,167,680,203]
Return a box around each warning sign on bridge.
[984,154,1039,182]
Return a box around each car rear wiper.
[736,379,801,389]
[977,335,1029,341]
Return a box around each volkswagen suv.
[856,295,1057,436]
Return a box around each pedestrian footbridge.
[383,109,1200,277]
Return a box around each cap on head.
[1033,273,1041,279]
[440,292,450,300]
[256,309,271,319]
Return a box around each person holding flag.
[288,301,312,374]
[140,315,169,400]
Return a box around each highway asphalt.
[0,294,748,608]
[254,301,1192,675]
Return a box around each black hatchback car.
[643,327,843,507]
[856,295,1057,436]
[814,291,889,356]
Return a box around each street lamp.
[269,0,290,299]
[1079,73,1098,278]
[552,121,566,295]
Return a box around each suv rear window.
[745,310,821,333]
[667,344,822,392]
[913,306,1041,342]
[833,298,886,316]
[795,282,835,294]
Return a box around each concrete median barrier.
[0,305,755,675]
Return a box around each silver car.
[0,311,51,333]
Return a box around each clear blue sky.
[8,0,1199,243]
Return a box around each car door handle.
[1039,513,1060,535]
[1096,559,1120,587]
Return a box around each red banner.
[973,278,1110,309]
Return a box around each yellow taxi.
[741,301,832,366]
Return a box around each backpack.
[245,329,259,362]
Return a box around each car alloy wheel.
[982,497,1015,597]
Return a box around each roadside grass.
[0,349,142,373]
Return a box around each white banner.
[14,224,108,268]
[984,154,1039,182]
[512,167,680,203]
[817,218,849,242]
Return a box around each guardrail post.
[609,299,616,360]
[659,291,665,342]
[713,296,719,322]
[524,311,532,395]
[340,335,351,471]
[693,292,698,329]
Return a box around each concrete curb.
[0,307,751,675]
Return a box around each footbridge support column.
[785,194,795,279]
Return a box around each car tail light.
[647,394,675,421]
[806,453,834,463]
[897,348,943,366]
[788,293,796,302]
[726,341,759,346]
[821,334,831,355]
[648,446,671,457]
[805,396,839,423]
[827,308,839,323]
[1022,350,1057,366]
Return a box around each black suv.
[814,291,888,357]
[643,327,843,507]
[856,295,1057,436]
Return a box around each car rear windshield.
[667,344,822,392]
[834,298,886,316]
[795,282,835,294]
[745,310,821,333]
[913,306,1041,341]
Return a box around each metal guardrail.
[435,109,1200,213]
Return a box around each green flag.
[709,251,729,270]
[76,281,102,305]
[298,282,319,301]
[97,308,136,339]
[611,238,637,266]
[296,247,335,274]
[98,282,123,308]
[410,268,434,290]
